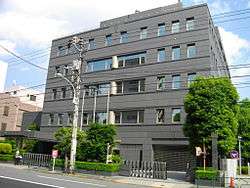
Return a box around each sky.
[0,0,250,98]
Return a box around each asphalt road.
[0,164,149,188]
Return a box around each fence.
[121,160,167,179]
[22,153,52,168]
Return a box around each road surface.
[0,164,149,188]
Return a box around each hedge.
[195,169,219,180]
[238,166,249,175]
[0,143,12,154]
[0,154,14,161]
[55,159,120,172]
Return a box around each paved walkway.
[0,163,195,188]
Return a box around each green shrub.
[54,159,120,172]
[238,166,249,174]
[0,143,12,154]
[0,154,14,161]
[195,169,219,180]
[111,155,122,164]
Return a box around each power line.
[0,44,48,71]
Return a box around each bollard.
[230,177,235,188]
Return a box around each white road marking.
[0,175,65,188]
[37,175,106,187]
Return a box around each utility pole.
[238,136,242,175]
[68,36,87,173]
[93,87,97,123]
[106,88,110,124]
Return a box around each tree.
[238,98,250,162]
[21,123,40,153]
[54,127,85,169]
[183,77,239,157]
[78,123,116,162]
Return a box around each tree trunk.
[64,153,68,173]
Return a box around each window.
[52,89,57,100]
[120,31,128,43]
[88,39,96,50]
[157,49,166,62]
[172,20,180,33]
[87,58,112,72]
[118,79,145,94]
[140,27,147,39]
[1,123,7,131]
[57,46,67,56]
[115,110,144,124]
[188,73,196,86]
[58,114,63,125]
[187,44,196,58]
[105,34,112,46]
[3,106,9,116]
[82,113,88,125]
[172,75,181,89]
[158,23,166,36]
[55,66,60,74]
[172,46,181,60]
[86,83,110,96]
[68,112,73,125]
[118,52,146,68]
[63,65,69,76]
[156,109,165,123]
[157,76,166,90]
[172,108,181,123]
[29,95,36,101]
[49,114,54,125]
[61,87,66,99]
[96,112,107,124]
[186,17,194,31]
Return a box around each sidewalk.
[0,162,195,188]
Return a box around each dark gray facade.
[41,3,229,171]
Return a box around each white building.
[4,84,44,109]
[0,61,8,92]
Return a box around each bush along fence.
[54,159,120,175]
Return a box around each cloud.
[209,1,231,14]
[0,0,178,48]
[0,40,16,56]
[218,27,250,65]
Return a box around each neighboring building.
[40,2,229,171]
[0,61,8,92]
[4,84,44,109]
[0,93,42,132]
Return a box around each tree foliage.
[54,127,86,157]
[183,77,239,156]
[237,98,250,160]
[78,123,116,162]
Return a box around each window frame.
[171,20,180,33]
[187,43,196,58]
[58,113,63,125]
[157,48,166,62]
[157,76,166,90]
[105,34,112,46]
[186,17,195,31]
[172,75,181,89]
[172,108,181,123]
[158,23,166,36]
[120,31,128,43]
[140,27,147,39]
[3,106,9,116]
[88,38,96,50]
[172,46,181,61]
[156,109,165,123]
[187,73,197,86]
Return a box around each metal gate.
[23,153,52,167]
[121,160,167,179]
